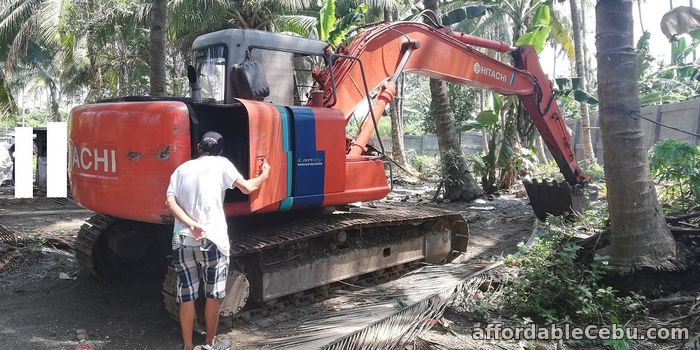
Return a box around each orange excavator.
[69,21,588,322]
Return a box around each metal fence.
[373,99,700,164]
[569,99,700,163]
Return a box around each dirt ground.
[0,184,536,350]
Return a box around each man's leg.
[180,301,196,350]
[204,297,222,345]
[202,240,229,347]
[173,244,200,350]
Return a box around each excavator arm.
[320,22,590,187]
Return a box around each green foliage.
[554,77,598,105]
[316,0,337,42]
[502,217,645,325]
[441,148,467,190]
[649,139,700,213]
[441,4,494,26]
[406,150,440,179]
[0,69,17,119]
[602,316,631,350]
[515,3,551,54]
[636,31,700,106]
[583,162,605,182]
[575,199,609,233]
[530,161,564,182]
[327,4,367,47]
[301,0,367,46]
[461,93,502,193]
[635,31,653,81]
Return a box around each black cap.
[199,131,224,154]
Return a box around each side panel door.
[238,99,290,212]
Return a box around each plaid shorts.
[172,238,229,303]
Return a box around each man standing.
[166,131,270,350]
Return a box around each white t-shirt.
[166,156,242,256]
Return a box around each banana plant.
[316,0,368,47]
[515,2,551,54]
[636,30,700,106]
[554,77,598,105]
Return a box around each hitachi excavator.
[69,21,589,323]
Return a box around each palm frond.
[0,0,43,44]
[470,10,507,37]
[272,15,318,37]
[5,13,38,71]
[549,12,574,61]
[273,0,314,12]
[0,69,18,119]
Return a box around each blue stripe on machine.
[289,107,324,208]
[509,72,516,85]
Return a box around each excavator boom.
[322,22,589,187]
[318,22,589,220]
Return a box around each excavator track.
[74,205,465,328]
[74,214,115,279]
[162,259,419,329]
[75,214,171,281]
[160,204,464,327]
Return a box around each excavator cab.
[190,29,328,106]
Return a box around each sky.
[543,0,689,78]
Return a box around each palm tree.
[423,0,483,201]
[150,0,168,96]
[0,68,18,119]
[569,0,596,167]
[596,0,677,272]
[169,0,313,41]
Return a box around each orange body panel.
[239,99,288,213]
[69,99,389,223]
[308,107,345,195]
[69,101,191,223]
[323,159,389,206]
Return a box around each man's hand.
[190,223,206,240]
[261,160,271,177]
[234,160,271,194]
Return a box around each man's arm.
[234,160,271,194]
[166,195,205,239]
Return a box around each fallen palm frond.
[250,260,503,350]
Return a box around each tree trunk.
[389,96,410,169]
[595,0,677,272]
[384,11,410,170]
[48,81,60,121]
[535,135,548,163]
[570,0,596,167]
[85,0,100,102]
[423,0,482,200]
[429,78,482,200]
[149,0,168,96]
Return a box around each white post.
[14,127,33,198]
[47,122,67,197]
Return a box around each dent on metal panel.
[157,145,172,161]
[127,151,141,160]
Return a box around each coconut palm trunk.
[149,0,168,96]
[422,0,482,200]
[383,10,410,170]
[570,0,596,166]
[596,0,677,272]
